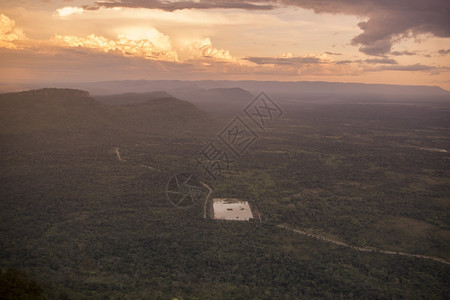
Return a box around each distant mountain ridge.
[2,88,91,99]
[92,87,255,115]
[19,80,446,96]
[95,91,173,105]
[169,86,254,114]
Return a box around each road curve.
[113,147,160,171]
[114,147,125,162]
[277,224,450,266]
[200,182,213,219]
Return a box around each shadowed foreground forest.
[0,89,449,299]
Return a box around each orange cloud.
[50,33,179,62]
[0,14,24,49]
[0,13,237,63]
[182,38,236,62]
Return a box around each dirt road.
[277,224,450,266]
[200,182,213,219]
[114,147,125,162]
[113,147,160,172]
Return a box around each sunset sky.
[1,0,449,89]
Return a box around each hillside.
[94,91,173,106]
[0,89,117,135]
[0,88,216,149]
[94,87,255,115]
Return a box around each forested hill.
[94,91,173,106]
[0,88,216,149]
[0,88,114,135]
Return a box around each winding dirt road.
[277,224,450,266]
[113,147,160,172]
[200,182,213,219]
[114,147,125,162]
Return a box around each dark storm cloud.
[244,56,324,65]
[89,0,275,11]
[281,0,450,56]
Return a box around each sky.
[0,0,449,90]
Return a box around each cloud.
[0,13,236,63]
[49,33,238,63]
[365,58,397,65]
[0,14,25,49]
[182,38,236,62]
[325,51,342,56]
[50,32,179,61]
[378,63,436,71]
[0,46,263,83]
[281,0,450,56]
[0,47,188,83]
[80,1,450,57]
[241,54,361,76]
[1,9,447,88]
[89,0,275,11]
[244,54,328,65]
[117,27,174,52]
[336,58,398,65]
[438,49,450,55]
[390,50,416,56]
[55,7,84,17]
[335,60,353,65]
[334,59,446,75]
[1,45,445,88]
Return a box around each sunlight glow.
[0,14,23,48]
[56,7,84,17]
[50,33,179,62]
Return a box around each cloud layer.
[0,13,238,64]
[87,0,275,11]
[51,33,178,61]
[87,0,450,56]
[0,4,448,89]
